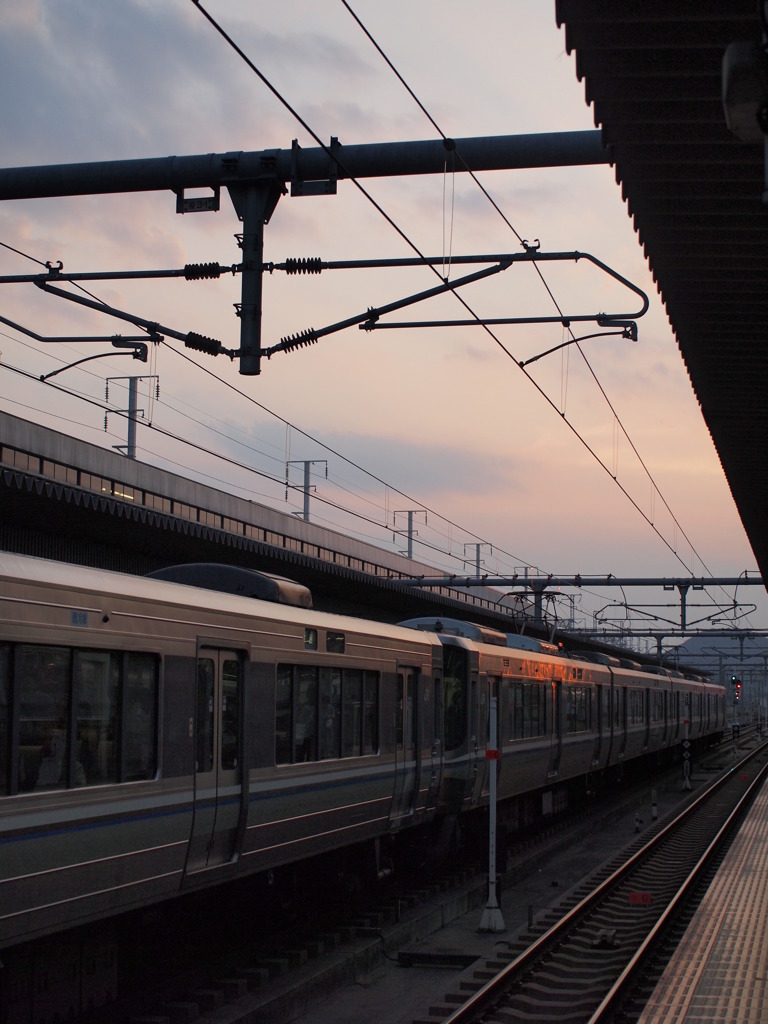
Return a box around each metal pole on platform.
[479,688,505,933]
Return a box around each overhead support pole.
[227,178,286,375]
[0,131,609,377]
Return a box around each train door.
[644,688,651,749]
[604,677,615,764]
[616,685,627,758]
[672,689,680,742]
[547,680,561,778]
[390,666,421,826]
[425,662,443,812]
[186,648,245,873]
[592,683,604,766]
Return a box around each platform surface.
[638,779,768,1023]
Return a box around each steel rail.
[440,740,768,1024]
[587,750,768,1024]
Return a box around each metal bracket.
[175,186,221,214]
[291,137,340,197]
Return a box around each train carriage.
[0,554,725,968]
[0,553,444,950]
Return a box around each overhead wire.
[158,340,535,572]
[0,261,536,577]
[2,356,508,567]
[337,0,737,609]
[2,346,730,622]
[0,9,746,627]
[181,3,754,625]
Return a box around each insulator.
[184,262,221,280]
[278,328,318,353]
[284,257,322,275]
[185,332,221,356]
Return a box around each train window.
[123,653,158,781]
[295,667,318,761]
[363,671,379,754]
[195,659,215,773]
[17,646,72,791]
[319,669,341,759]
[341,669,362,757]
[526,682,546,736]
[304,628,318,651]
[74,650,120,785]
[326,632,345,654]
[651,691,664,723]
[627,689,645,725]
[443,647,468,750]
[614,687,624,729]
[509,681,547,740]
[2,644,158,794]
[275,664,378,764]
[220,659,240,771]
[565,685,592,734]
[275,666,292,764]
[0,645,9,795]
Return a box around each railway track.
[415,736,768,1024]
[98,767,669,1022]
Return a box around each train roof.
[570,650,622,667]
[146,562,312,608]
[398,617,508,646]
[0,553,441,647]
[398,617,561,655]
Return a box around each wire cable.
[338,1,733,604]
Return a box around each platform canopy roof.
[556,1,768,586]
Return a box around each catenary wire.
[0,6,745,622]
[0,264,535,576]
[2,357,514,568]
[0,353,740,625]
[338,0,732,603]
[190,0,712,585]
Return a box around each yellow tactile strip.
[638,784,768,1023]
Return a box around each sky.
[0,0,765,660]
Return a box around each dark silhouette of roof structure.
[556,1,768,587]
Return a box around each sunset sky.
[1,1,764,649]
